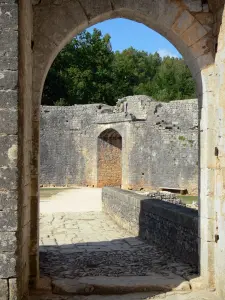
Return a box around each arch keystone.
[172,10,195,35]
[181,20,208,47]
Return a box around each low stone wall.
[102,187,198,267]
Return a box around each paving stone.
[39,210,197,280]
[37,192,201,299]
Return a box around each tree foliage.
[42,29,196,106]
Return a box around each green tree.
[42,29,196,106]
[150,57,195,101]
[42,29,115,105]
[112,49,161,99]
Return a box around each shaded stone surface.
[52,275,190,295]
[39,207,197,280]
[103,188,198,267]
[29,290,219,300]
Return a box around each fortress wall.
[40,97,198,194]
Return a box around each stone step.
[30,291,161,300]
[51,274,191,295]
[29,291,220,300]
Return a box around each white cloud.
[157,49,179,58]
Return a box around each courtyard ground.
[30,188,218,300]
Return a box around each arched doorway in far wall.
[97,129,122,188]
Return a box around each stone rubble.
[134,191,198,210]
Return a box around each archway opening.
[37,19,199,292]
[97,128,122,188]
[30,0,216,295]
[37,22,199,296]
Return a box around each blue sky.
[88,18,182,58]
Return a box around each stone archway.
[97,129,122,188]
[29,0,218,293]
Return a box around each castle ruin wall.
[40,97,198,194]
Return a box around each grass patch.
[40,187,74,199]
[179,195,198,205]
[178,136,186,141]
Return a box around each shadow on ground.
[33,188,201,299]
[38,236,198,298]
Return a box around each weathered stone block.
[77,0,112,20]
[181,21,207,47]
[195,12,213,26]
[190,36,214,58]
[34,1,87,50]
[0,279,8,300]
[0,4,18,29]
[0,57,18,71]
[112,0,182,27]
[172,10,195,35]
[183,0,203,12]
[0,71,17,90]
[9,278,16,300]
[203,4,209,12]
[0,191,17,210]
[113,0,158,18]
[0,1,18,4]
[0,91,17,108]
[0,167,18,190]
[0,110,18,134]
[0,211,17,231]
[0,29,18,58]
[0,232,16,252]
[157,0,182,28]
[0,253,16,278]
[0,135,17,168]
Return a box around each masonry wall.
[0,2,18,299]
[125,99,198,194]
[40,105,103,187]
[40,97,198,194]
[0,1,19,296]
[213,4,225,298]
[0,1,32,299]
[102,187,198,267]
